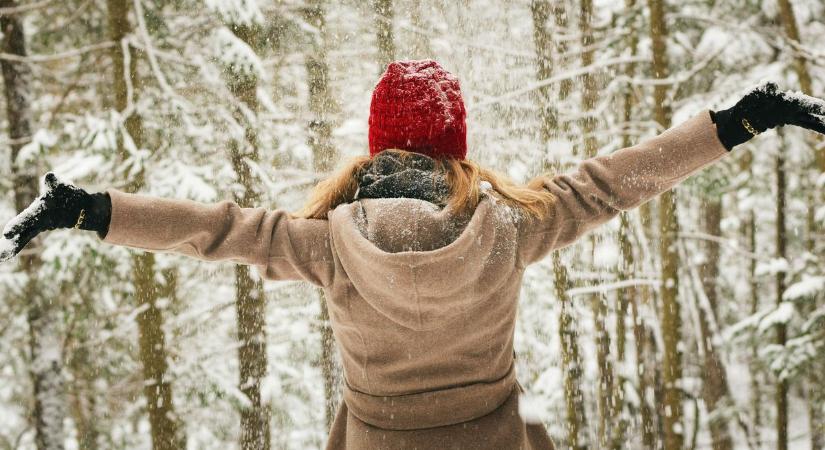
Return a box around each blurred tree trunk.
[407,0,432,59]
[617,3,653,446]
[222,22,272,450]
[373,0,395,71]
[698,200,733,450]
[747,206,762,448]
[578,1,616,447]
[774,144,788,450]
[68,299,101,450]
[530,3,588,448]
[775,5,824,447]
[530,0,556,141]
[645,0,684,448]
[303,0,340,431]
[532,1,589,446]
[776,0,813,98]
[807,383,824,450]
[551,1,573,113]
[106,1,184,448]
[553,252,589,450]
[1,4,67,449]
[777,0,820,249]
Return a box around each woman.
[3,60,825,449]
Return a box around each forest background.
[0,0,823,449]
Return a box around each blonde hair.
[296,150,555,220]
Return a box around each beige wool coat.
[100,111,728,449]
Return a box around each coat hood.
[327,194,521,331]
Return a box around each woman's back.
[326,192,524,424]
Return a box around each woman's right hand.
[0,173,110,263]
[711,82,825,150]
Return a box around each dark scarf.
[355,151,450,206]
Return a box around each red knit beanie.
[368,60,467,160]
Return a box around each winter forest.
[0,0,823,449]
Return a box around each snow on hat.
[368,60,467,160]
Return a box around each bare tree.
[698,200,733,450]
[220,19,272,450]
[106,0,184,448]
[373,0,395,71]
[775,3,824,446]
[774,139,788,450]
[577,1,617,447]
[616,2,654,448]
[645,0,684,448]
[302,0,341,430]
[1,3,67,448]
[531,3,589,447]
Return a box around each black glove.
[711,82,825,150]
[0,172,111,262]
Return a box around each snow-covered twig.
[0,41,115,63]
[678,240,761,449]
[612,40,726,89]
[679,231,765,261]
[132,0,194,113]
[471,56,648,110]
[565,278,660,298]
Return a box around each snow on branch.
[783,277,825,302]
[565,278,660,298]
[470,56,648,111]
[0,41,115,63]
[679,231,765,261]
[212,27,263,78]
[205,0,263,25]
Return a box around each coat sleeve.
[100,189,335,287]
[518,110,729,265]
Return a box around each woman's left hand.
[0,173,110,263]
[711,82,825,150]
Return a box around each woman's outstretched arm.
[518,82,825,265]
[1,175,335,286]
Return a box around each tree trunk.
[106,1,184,448]
[67,284,102,450]
[774,148,788,450]
[615,6,647,443]
[531,4,588,447]
[551,1,573,104]
[775,5,824,446]
[577,2,616,446]
[554,253,590,450]
[748,207,762,448]
[646,0,683,448]
[1,4,67,449]
[698,200,733,450]
[303,0,340,430]
[407,0,433,60]
[807,382,824,450]
[221,21,272,450]
[630,284,658,450]
[530,0,556,142]
[776,0,813,97]
[373,0,395,72]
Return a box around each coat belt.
[342,364,517,430]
